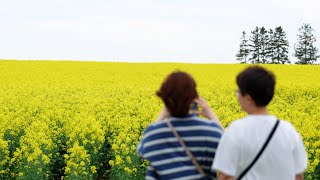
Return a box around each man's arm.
[218,171,304,180]
[218,172,234,180]
[296,173,304,180]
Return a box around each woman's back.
[138,115,223,180]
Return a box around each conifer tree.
[249,27,261,64]
[266,29,275,63]
[259,27,269,63]
[236,31,250,63]
[294,23,319,64]
[272,26,290,64]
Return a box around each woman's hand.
[194,97,222,127]
[155,107,170,122]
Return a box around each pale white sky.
[0,0,319,63]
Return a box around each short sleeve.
[146,165,159,180]
[136,140,144,157]
[292,127,308,174]
[137,125,153,158]
[211,123,240,176]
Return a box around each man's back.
[212,115,307,180]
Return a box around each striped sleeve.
[137,124,155,158]
[146,165,159,180]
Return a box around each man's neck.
[247,107,269,115]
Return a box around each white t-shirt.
[212,115,308,180]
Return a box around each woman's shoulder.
[148,116,222,130]
[144,121,168,133]
[193,116,223,129]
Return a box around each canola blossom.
[0,61,319,179]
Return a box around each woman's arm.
[155,107,169,122]
[194,97,223,128]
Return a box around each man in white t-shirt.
[212,66,308,180]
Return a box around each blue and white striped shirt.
[137,114,223,180]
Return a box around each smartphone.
[190,102,199,111]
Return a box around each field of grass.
[0,60,319,179]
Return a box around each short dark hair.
[236,66,276,107]
[157,71,198,117]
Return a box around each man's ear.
[244,94,254,105]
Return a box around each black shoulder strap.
[237,120,280,180]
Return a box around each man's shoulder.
[279,119,295,129]
[226,117,247,130]
[223,116,261,136]
[227,115,282,128]
[278,119,301,136]
[227,117,301,136]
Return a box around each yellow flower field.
[0,60,319,179]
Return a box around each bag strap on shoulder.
[165,119,207,177]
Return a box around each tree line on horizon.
[236,23,320,64]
